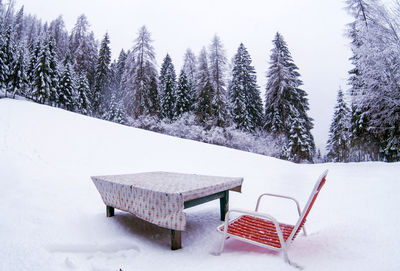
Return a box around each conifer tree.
[13,6,25,42]
[326,88,351,162]
[26,40,41,97]
[58,60,75,111]
[229,43,263,132]
[195,47,214,125]
[182,48,197,110]
[175,70,192,118]
[159,54,177,119]
[9,48,27,98]
[264,32,315,162]
[345,0,400,161]
[47,38,59,106]
[76,73,91,115]
[130,25,158,117]
[0,27,13,96]
[114,49,127,96]
[93,32,111,115]
[209,35,229,127]
[104,93,125,124]
[31,38,58,104]
[70,15,97,92]
[48,16,69,61]
[120,51,136,114]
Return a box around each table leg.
[220,190,229,221]
[106,205,114,217]
[171,230,182,250]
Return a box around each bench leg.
[171,230,182,250]
[106,205,114,217]
[220,190,229,221]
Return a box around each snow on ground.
[1,98,399,271]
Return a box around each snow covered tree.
[0,27,14,96]
[182,48,197,109]
[13,6,25,42]
[9,47,27,98]
[48,16,69,61]
[31,37,59,105]
[113,49,127,97]
[228,43,263,132]
[264,32,315,162]
[69,15,97,93]
[195,47,214,125]
[159,54,177,120]
[326,88,351,162]
[346,0,400,161]
[130,25,158,118]
[58,59,75,111]
[103,92,125,124]
[75,73,91,115]
[208,35,230,127]
[287,112,315,163]
[120,50,135,114]
[93,32,111,115]
[175,70,192,118]
[46,37,59,106]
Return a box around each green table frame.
[105,188,237,250]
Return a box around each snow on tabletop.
[91,171,243,196]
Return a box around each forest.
[0,0,399,163]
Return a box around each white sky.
[15,0,353,152]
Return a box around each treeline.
[0,1,317,163]
[326,0,400,162]
[3,1,398,163]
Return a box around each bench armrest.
[255,193,306,236]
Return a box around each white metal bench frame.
[216,170,329,266]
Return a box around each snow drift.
[1,98,399,271]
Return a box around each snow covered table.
[91,171,243,249]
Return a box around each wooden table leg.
[220,190,229,221]
[171,230,182,250]
[106,205,114,217]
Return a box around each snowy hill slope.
[1,98,399,271]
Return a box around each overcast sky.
[15,0,353,152]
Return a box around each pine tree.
[326,88,351,162]
[31,38,58,104]
[48,16,69,61]
[228,43,263,132]
[346,0,379,161]
[195,47,214,125]
[264,32,315,162]
[182,48,197,110]
[345,0,400,161]
[175,70,192,118]
[70,15,97,93]
[13,6,24,42]
[26,40,41,97]
[159,54,177,120]
[76,73,91,115]
[287,112,314,163]
[114,49,127,96]
[120,50,135,114]
[130,26,158,117]
[9,48,27,98]
[47,38,59,106]
[209,35,229,127]
[0,27,14,96]
[58,60,75,111]
[93,32,111,115]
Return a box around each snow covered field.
[1,98,399,271]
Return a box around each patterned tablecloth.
[91,172,243,231]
